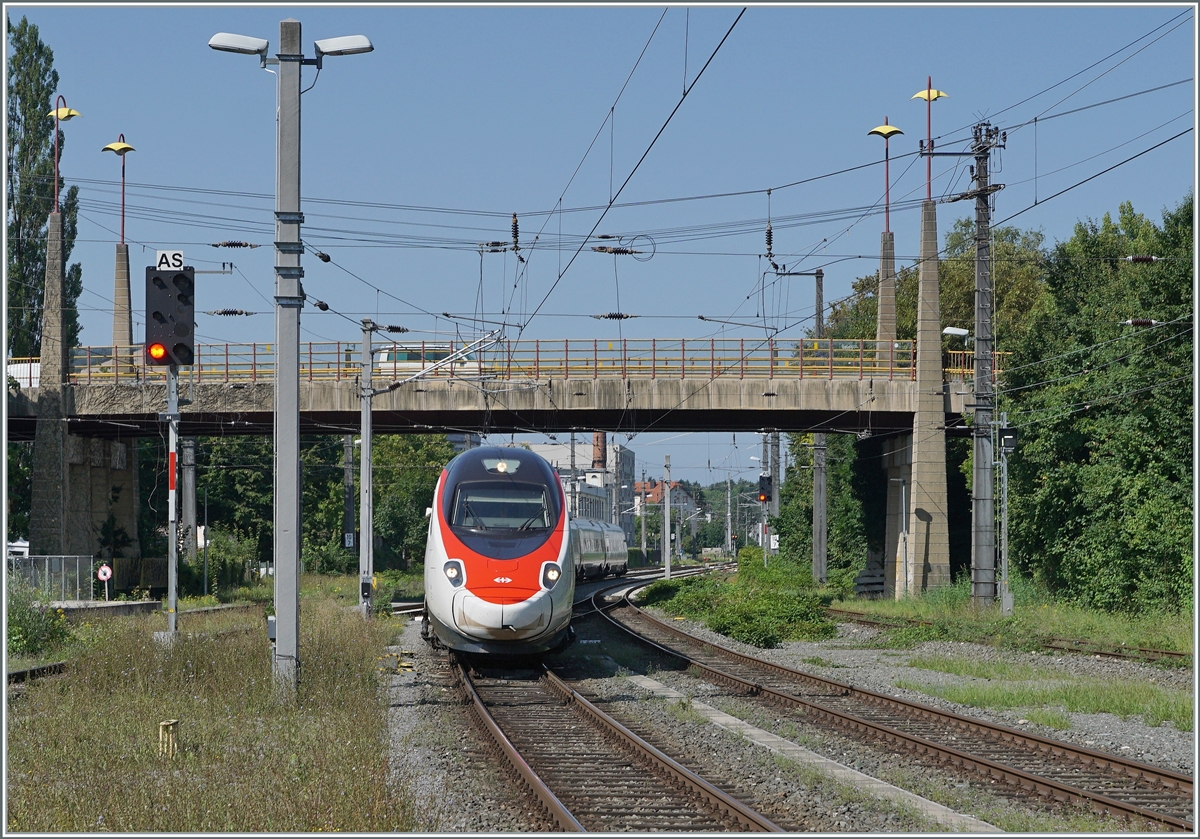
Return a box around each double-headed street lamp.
[209,19,372,698]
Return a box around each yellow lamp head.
[869,124,904,139]
[47,107,81,121]
[911,89,948,102]
[102,141,135,156]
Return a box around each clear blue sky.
[7,4,1195,484]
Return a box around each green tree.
[6,16,83,358]
[1005,196,1193,613]
[5,441,33,540]
[371,434,458,570]
[775,433,877,587]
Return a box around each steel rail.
[450,653,584,832]
[540,666,785,832]
[599,589,1193,832]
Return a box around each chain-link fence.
[6,556,96,602]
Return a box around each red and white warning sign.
[97,564,113,582]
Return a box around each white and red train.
[422,446,628,656]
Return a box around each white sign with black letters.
[156,250,184,270]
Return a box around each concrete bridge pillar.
[897,199,952,594]
[876,230,897,344]
[29,213,142,559]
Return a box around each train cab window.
[451,481,550,531]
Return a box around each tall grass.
[893,676,1193,732]
[6,596,415,832]
[838,576,1193,655]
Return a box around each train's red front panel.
[434,468,567,605]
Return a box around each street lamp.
[210,19,372,698]
[47,96,80,211]
[912,77,948,201]
[102,135,134,244]
[868,118,903,233]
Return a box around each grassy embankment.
[639,552,1193,733]
[6,574,416,832]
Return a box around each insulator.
[316,251,331,263]
[212,240,252,248]
[483,241,506,248]
[765,223,773,256]
[512,212,519,248]
[1122,318,1159,327]
[1124,255,1159,263]
[596,234,617,240]
[595,312,634,320]
[210,309,248,316]
[384,325,409,333]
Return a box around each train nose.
[452,590,553,639]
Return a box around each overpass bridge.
[18,198,968,601]
[7,337,979,439]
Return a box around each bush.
[6,575,72,657]
[202,528,259,596]
[643,560,836,648]
[303,534,356,576]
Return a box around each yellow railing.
[944,349,1009,379]
[5,338,934,386]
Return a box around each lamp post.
[101,135,134,244]
[103,135,135,376]
[867,118,902,234]
[47,96,80,211]
[911,77,948,201]
[209,20,372,698]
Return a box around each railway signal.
[145,266,195,366]
[757,475,771,504]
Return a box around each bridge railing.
[51,338,920,384]
[482,338,916,380]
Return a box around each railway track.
[451,653,785,832]
[603,589,1194,832]
[824,607,1192,664]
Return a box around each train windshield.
[450,481,550,531]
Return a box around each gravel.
[384,611,1194,832]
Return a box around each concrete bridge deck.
[7,338,979,437]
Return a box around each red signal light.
[147,342,168,363]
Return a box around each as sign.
[156,250,184,270]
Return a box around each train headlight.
[541,562,562,591]
[443,560,465,588]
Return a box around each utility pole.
[640,469,647,558]
[725,474,732,556]
[272,19,305,696]
[343,435,354,555]
[769,432,780,555]
[359,319,375,618]
[813,268,827,584]
[970,123,1003,607]
[663,455,672,580]
[569,432,578,517]
[761,433,769,562]
[181,438,197,568]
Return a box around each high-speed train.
[422,445,628,656]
